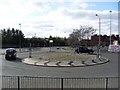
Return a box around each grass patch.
[48,54,95,61]
[62,47,75,50]
[46,51,56,53]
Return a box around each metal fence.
[1,76,120,90]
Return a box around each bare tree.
[83,26,96,39]
[68,25,96,46]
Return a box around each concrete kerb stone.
[24,58,42,65]
[58,61,71,67]
[36,60,49,66]
[70,60,86,67]
[22,56,110,67]
[47,61,59,66]
[93,57,110,64]
[84,59,97,66]
[56,61,61,66]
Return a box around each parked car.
[75,46,94,54]
[5,48,17,60]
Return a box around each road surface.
[1,48,119,78]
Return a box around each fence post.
[105,77,108,90]
[61,78,63,90]
[18,76,20,90]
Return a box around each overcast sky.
[0,0,119,38]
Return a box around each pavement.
[22,56,110,67]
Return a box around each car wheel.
[13,57,16,60]
[88,52,91,54]
[90,52,94,54]
[5,56,9,60]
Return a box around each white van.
[108,45,120,52]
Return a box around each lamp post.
[96,14,101,58]
[109,10,112,45]
[19,23,21,52]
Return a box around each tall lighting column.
[109,10,112,45]
[19,23,21,52]
[96,14,101,58]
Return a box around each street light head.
[96,14,98,16]
[109,10,112,13]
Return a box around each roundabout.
[2,47,118,77]
[22,48,110,67]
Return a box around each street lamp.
[19,23,21,52]
[109,10,112,45]
[96,14,101,58]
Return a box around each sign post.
[49,40,53,51]
[29,43,32,58]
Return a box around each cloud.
[77,3,96,9]
[33,22,54,30]
[0,0,118,38]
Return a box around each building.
[91,34,119,46]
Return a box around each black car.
[75,46,94,54]
[5,48,17,60]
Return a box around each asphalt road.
[1,48,119,78]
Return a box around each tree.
[67,25,96,46]
[1,28,25,48]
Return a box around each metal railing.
[1,76,120,90]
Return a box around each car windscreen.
[6,49,16,54]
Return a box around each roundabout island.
[22,47,109,67]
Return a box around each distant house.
[91,34,119,46]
